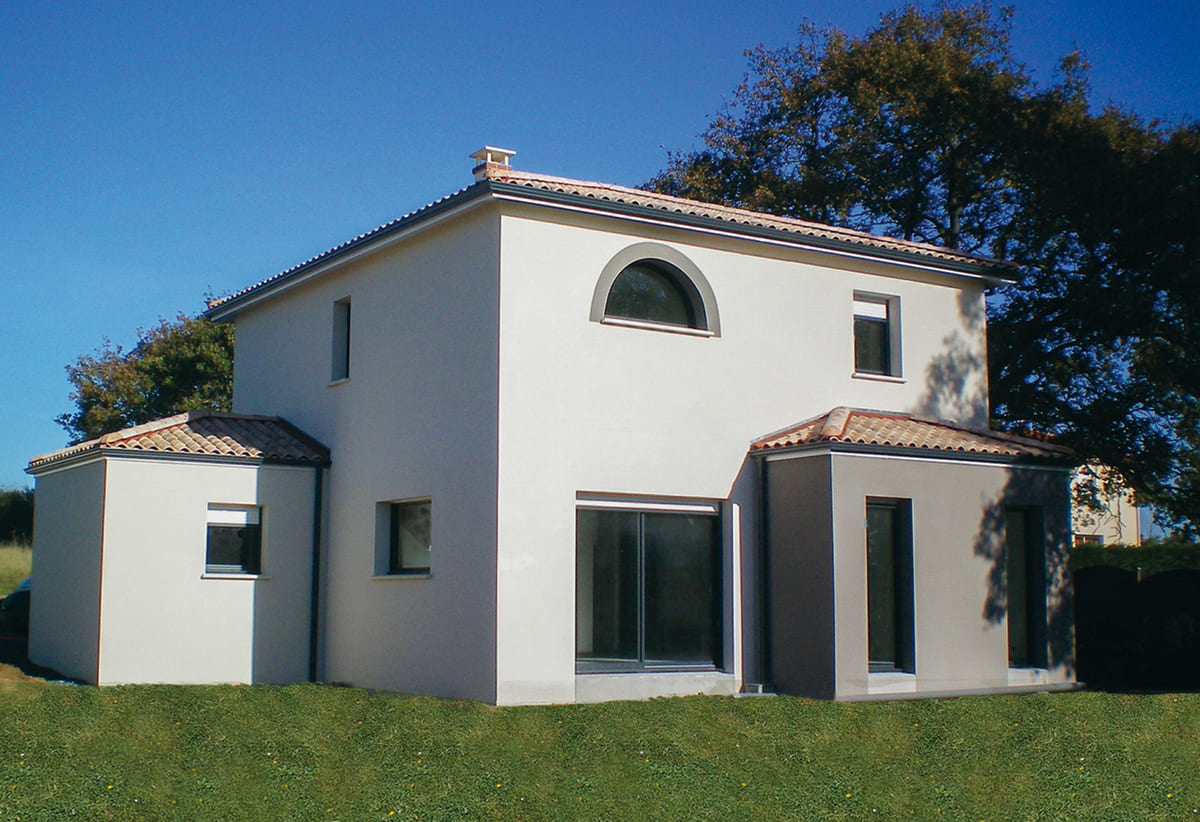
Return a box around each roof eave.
[205,182,497,321]
[27,447,330,476]
[752,439,1073,465]
[207,176,1013,321]
[486,181,1015,282]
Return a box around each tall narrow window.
[576,502,721,671]
[331,298,351,381]
[854,295,900,376]
[206,505,262,575]
[866,499,914,672]
[1006,507,1047,668]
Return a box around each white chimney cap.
[470,146,517,167]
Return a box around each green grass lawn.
[0,678,1195,821]
[0,542,31,595]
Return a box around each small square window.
[853,294,900,377]
[206,505,262,575]
[387,499,431,575]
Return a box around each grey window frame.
[853,293,902,377]
[575,499,723,674]
[866,498,915,673]
[379,498,432,577]
[331,297,352,382]
[1005,506,1048,668]
[205,505,263,575]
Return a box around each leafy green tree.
[0,488,34,545]
[57,314,234,442]
[651,3,1200,531]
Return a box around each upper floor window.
[605,261,705,330]
[331,298,351,382]
[590,242,721,336]
[853,294,901,377]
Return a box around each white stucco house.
[27,147,1077,703]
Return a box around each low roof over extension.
[27,411,331,474]
[751,407,1073,463]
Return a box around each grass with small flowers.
[0,542,31,596]
[0,678,1197,820]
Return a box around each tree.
[651,3,1200,531]
[0,488,34,546]
[57,314,235,443]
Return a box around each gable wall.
[493,205,991,704]
[230,205,502,701]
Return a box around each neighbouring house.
[1071,464,1142,546]
[27,147,1077,703]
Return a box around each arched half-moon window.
[604,261,705,329]
[590,243,720,336]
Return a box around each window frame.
[330,297,352,383]
[205,504,263,576]
[376,498,432,577]
[853,293,902,378]
[575,497,724,674]
[603,260,707,331]
[1005,506,1048,669]
[866,497,915,674]
[590,242,721,337]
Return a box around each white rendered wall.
[95,458,316,685]
[28,459,106,683]
[493,207,991,704]
[231,207,501,701]
[827,454,1074,699]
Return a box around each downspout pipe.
[307,465,324,683]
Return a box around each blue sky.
[1,0,1197,489]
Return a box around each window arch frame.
[590,243,721,337]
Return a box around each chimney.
[470,146,516,181]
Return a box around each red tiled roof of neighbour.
[751,407,1072,460]
[484,166,1006,272]
[27,411,330,471]
[207,158,1011,317]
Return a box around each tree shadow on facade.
[914,290,1077,675]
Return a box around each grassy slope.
[0,680,1195,820]
[0,542,31,595]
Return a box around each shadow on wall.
[912,290,989,427]
[973,468,1075,674]
[913,287,1075,674]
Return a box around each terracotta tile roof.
[484,167,1009,272]
[751,407,1072,460]
[28,411,330,472]
[207,159,1010,318]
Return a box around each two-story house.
[27,148,1076,703]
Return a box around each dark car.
[1,577,30,633]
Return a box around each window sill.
[599,317,715,338]
[328,377,351,388]
[852,371,905,384]
[202,573,268,581]
[867,671,917,694]
[371,573,431,580]
[1007,667,1049,687]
